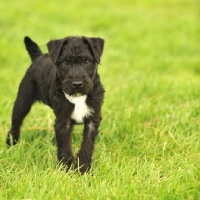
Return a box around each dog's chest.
[64,93,94,123]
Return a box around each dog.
[6,36,105,173]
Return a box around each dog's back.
[23,36,55,107]
[24,36,42,61]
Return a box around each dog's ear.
[84,37,104,64]
[47,38,67,64]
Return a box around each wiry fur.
[6,36,105,173]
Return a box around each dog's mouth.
[62,87,85,96]
[62,88,86,97]
[62,83,93,97]
[68,93,83,97]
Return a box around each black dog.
[6,36,105,173]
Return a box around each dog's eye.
[84,60,91,65]
[61,62,69,66]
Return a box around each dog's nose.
[72,81,83,89]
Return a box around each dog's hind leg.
[6,75,36,145]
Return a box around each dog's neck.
[63,92,94,123]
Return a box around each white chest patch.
[64,93,94,123]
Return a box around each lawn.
[0,0,200,199]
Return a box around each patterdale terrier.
[6,36,105,173]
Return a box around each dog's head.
[47,36,104,96]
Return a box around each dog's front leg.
[55,118,74,170]
[77,119,100,173]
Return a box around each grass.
[0,0,200,199]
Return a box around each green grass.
[0,0,200,199]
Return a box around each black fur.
[24,36,42,61]
[6,36,105,173]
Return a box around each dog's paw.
[6,132,17,146]
[58,155,75,172]
[74,158,91,174]
[79,163,91,174]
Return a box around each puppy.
[6,36,105,173]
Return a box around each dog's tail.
[24,36,43,61]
